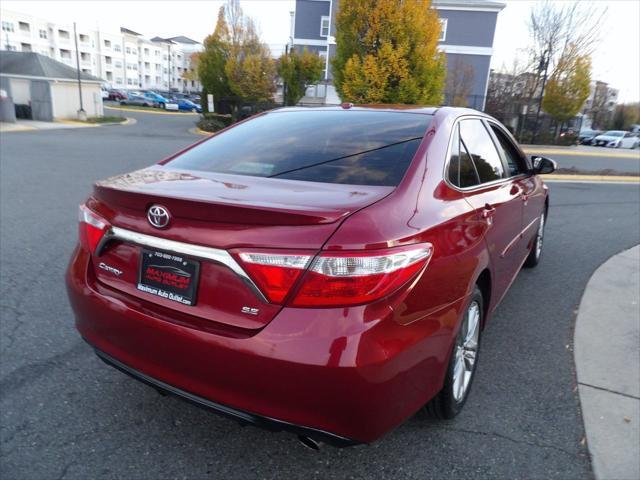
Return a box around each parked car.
[66,106,555,447]
[120,93,154,107]
[175,98,202,113]
[578,129,602,145]
[592,130,639,148]
[142,91,170,108]
[107,89,127,101]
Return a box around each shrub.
[197,117,226,133]
[201,112,233,127]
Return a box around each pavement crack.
[0,341,89,400]
[430,425,578,457]
[578,382,640,400]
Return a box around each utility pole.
[531,49,549,144]
[73,22,86,120]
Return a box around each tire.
[426,286,483,419]
[523,211,545,268]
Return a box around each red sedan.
[66,106,556,447]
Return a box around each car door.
[485,121,543,260]
[620,132,635,149]
[457,118,524,302]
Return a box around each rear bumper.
[67,246,461,443]
[92,345,357,447]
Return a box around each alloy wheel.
[535,213,545,260]
[452,300,481,402]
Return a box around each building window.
[115,60,122,68]
[39,29,47,39]
[439,18,448,42]
[80,52,90,61]
[125,46,131,54]
[19,22,30,32]
[60,49,71,59]
[79,34,89,43]
[104,39,111,48]
[58,29,69,39]
[114,44,121,52]
[127,78,133,85]
[21,43,32,52]
[116,77,123,85]
[6,45,17,51]
[105,56,112,64]
[2,21,14,32]
[144,48,149,56]
[320,16,330,37]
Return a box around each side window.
[459,119,505,184]
[448,124,479,188]
[489,124,527,176]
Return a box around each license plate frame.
[137,249,199,306]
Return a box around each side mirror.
[531,156,557,175]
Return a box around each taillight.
[292,244,433,307]
[236,244,432,307]
[237,251,313,304]
[78,204,110,254]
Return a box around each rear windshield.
[167,110,431,186]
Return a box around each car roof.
[274,105,439,115]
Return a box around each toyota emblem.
[147,205,170,228]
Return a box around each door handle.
[510,184,522,196]
[482,204,496,219]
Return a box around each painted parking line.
[523,148,640,159]
[104,106,199,116]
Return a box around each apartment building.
[293,0,505,108]
[0,9,202,92]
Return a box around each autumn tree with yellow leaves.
[541,45,591,137]
[332,0,446,105]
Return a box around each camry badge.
[147,205,170,228]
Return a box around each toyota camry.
[66,105,556,447]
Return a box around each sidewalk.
[574,245,640,480]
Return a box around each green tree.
[542,46,591,136]
[225,19,276,102]
[198,7,233,112]
[197,0,276,110]
[278,48,325,106]
[332,0,446,104]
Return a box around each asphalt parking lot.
[1,110,639,479]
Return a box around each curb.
[105,105,199,116]
[189,127,214,136]
[523,148,640,159]
[574,245,640,480]
[0,124,36,133]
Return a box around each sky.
[2,0,639,102]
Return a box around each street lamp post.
[73,22,86,120]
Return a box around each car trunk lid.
[87,167,393,330]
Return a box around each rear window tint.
[168,110,431,186]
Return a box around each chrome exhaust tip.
[297,435,321,450]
